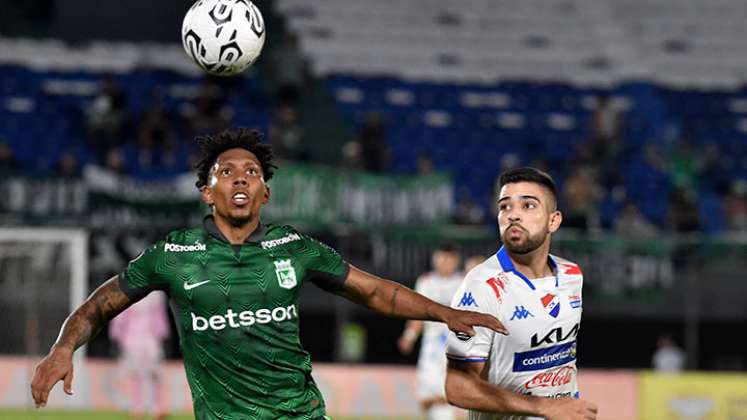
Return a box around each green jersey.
[119,217,349,420]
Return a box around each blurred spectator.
[268,104,306,161]
[590,94,623,148]
[86,75,129,159]
[652,335,686,372]
[500,153,522,173]
[189,82,230,136]
[588,94,623,175]
[723,180,747,232]
[666,187,702,233]
[416,152,434,175]
[340,140,363,171]
[562,166,601,231]
[358,113,390,173]
[453,188,485,225]
[614,202,658,238]
[137,102,180,174]
[54,152,81,179]
[0,142,21,176]
[268,33,307,107]
[110,291,170,420]
[668,138,699,191]
[104,148,128,175]
[699,143,731,194]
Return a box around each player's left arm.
[337,265,507,336]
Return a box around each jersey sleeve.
[413,274,429,296]
[118,240,170,300]
[445,274,501,363]
[299,234,350,292]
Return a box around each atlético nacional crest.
[274,259,297,289]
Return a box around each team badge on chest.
[274,259,297,289]
[541,293,560,318]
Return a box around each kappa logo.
[510,305,534,320]
[457,292,478,308]
[274,259,297,289]
[164,241,206,253]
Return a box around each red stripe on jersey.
[486,278,503,302]
[560,263,582,275]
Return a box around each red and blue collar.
[495,246,558,290]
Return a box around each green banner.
[264,163,454,226]
[0,164,454,229]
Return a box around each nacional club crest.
[274,259,297,289]
[541,293,560,318]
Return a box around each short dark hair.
[194,128,277,189]
[436,243,459,254]
[498,167,557,206]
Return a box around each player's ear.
[201,186,214,206]
[262,185,270,204]
[548,210,562,233]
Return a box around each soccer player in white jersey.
[399,245,463,420]
[444,167,598,420]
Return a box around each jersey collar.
[495,246,558,290]
[203,216,268,244]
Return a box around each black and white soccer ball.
[181,0,266,76]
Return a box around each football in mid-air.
[181,0,266,76]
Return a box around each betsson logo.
[164,241,207,253]
[191,305,298,331]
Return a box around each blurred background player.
[464,255,486,274]
[109,291,170,420]
[445,167,598,419]
[398,245,464,420]
[652,334,686,373]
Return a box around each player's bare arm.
[445,360,598,420]
[30,275,135,408]
[398,319,423,354]
[338,265,507,336]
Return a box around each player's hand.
[30,346,75,408]
[443,308,508,337]
[540,397,598,420]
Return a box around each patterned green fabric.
[121,222,348,420]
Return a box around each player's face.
[497,182,561,254]
[202,148,270,226]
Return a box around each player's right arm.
[30,275,136,408]
[445,360,598,420]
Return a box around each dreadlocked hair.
[194,128,277,189]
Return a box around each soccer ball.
[181,0,266,76]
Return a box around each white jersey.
[414,271,463,400]
[446,247,584,420]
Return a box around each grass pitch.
[0,409,418,419]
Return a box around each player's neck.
[508,242,553,279]
[213,215,260,244]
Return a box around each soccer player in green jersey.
[31,128,506,419]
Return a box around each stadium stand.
[275,0,747,232]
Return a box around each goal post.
[0,227,88,408]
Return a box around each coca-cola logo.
[523,366,574,390]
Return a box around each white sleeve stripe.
[446,354,488,362]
